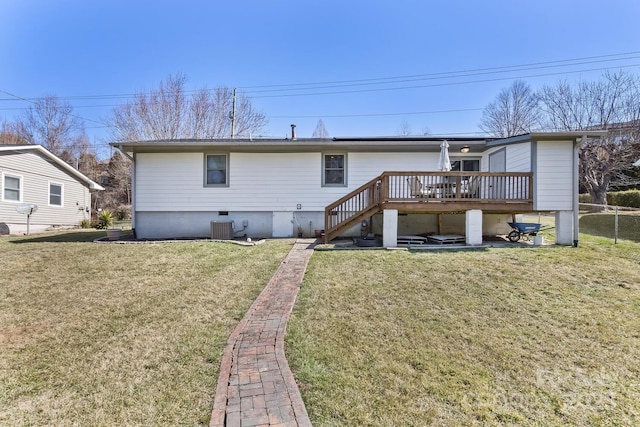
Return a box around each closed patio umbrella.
[438,140,451,172]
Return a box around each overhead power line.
[269,108,483,119]
[242,54,640,94]
[0,89,109,127]
[0,51,638,103]
[237,51,640,90]
[249,63,640,99]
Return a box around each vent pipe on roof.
[291,124,297,140]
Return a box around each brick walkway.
[210,239,315,427]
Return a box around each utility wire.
[238,51,640,90]
[0,88,109,127]
[243,55,640,94]
[249,63,640,98]
[269,108,483,119]
[1,61,638,113]
[0,51,638,102]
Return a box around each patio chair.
[407,176,431,198]
[461,176,480,198]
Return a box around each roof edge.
[0,145,104,190]
[487,131,608,147]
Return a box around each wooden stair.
[323,175,383,244]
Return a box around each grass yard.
[287,235,640,426]
[0,231,292,426]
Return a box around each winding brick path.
[210,239,315,427]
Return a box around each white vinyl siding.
[2,173,22,202]
[506,142,531,172]
[134,144,570,214]
[481,143,531,173]
[534,140,573,210]
[0,151,91,226]
[135,151,443,212]
[49,182,63,206]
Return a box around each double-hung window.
[2,173,22,202]
[322,153,346,187]
[204,154,229,186]
[49,182,63,206]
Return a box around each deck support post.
[466,209,483,245]
[382,209,398,248]
[555,210,574,245]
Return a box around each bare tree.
[396,120,413,136]
[108,74,267,141]
[92,150,132,216]
[538,71,640,205]
[0,120,30,145]
[312,119,330,138]
[480,80,540,137]
[12,95,85,157]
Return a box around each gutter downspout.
[573,136,584,247]
[130,153,136,237]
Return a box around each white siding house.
[0,145,104,234]
[115,132,606,246]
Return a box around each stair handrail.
[323,174,384,242]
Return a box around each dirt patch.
[0,324,43,347]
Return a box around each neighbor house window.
[204,154,228,186]
[49,182,63,206]
[2,173,22,202]
[323,153,346,186]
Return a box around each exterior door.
[489,149,506,199]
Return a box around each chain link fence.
[579,203,640,243]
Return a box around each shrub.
[115,205,131,221]
[79,219,91,229]
[95,210,114,229]
[607,190,640,208]
[578,193,591,204]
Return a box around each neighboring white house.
[0,145,104,235]
[113,131,606,246]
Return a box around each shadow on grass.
[580,214,640,242]
[10,230,107,243]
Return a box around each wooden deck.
[324,171,534,243]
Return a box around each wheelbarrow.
[507,222,542,242]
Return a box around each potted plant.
[97,209,121,241]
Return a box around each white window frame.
[450,157,481,172]
[48,181,64,207]
[322,153,347,187]
[203,153,229,187]
[2,172,23,202]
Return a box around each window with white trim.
[322,153,346,187]
[49,182,63,206]
[2,173,22,202]
[204,154,228,186]
[450,158,480,172]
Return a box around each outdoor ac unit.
[211,221,233,240]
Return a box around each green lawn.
[4,227,640,426]
[0,231,293,426]
[287,235,640,426]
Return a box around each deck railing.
[323,171,533,243]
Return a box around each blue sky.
[1,0,639,155]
